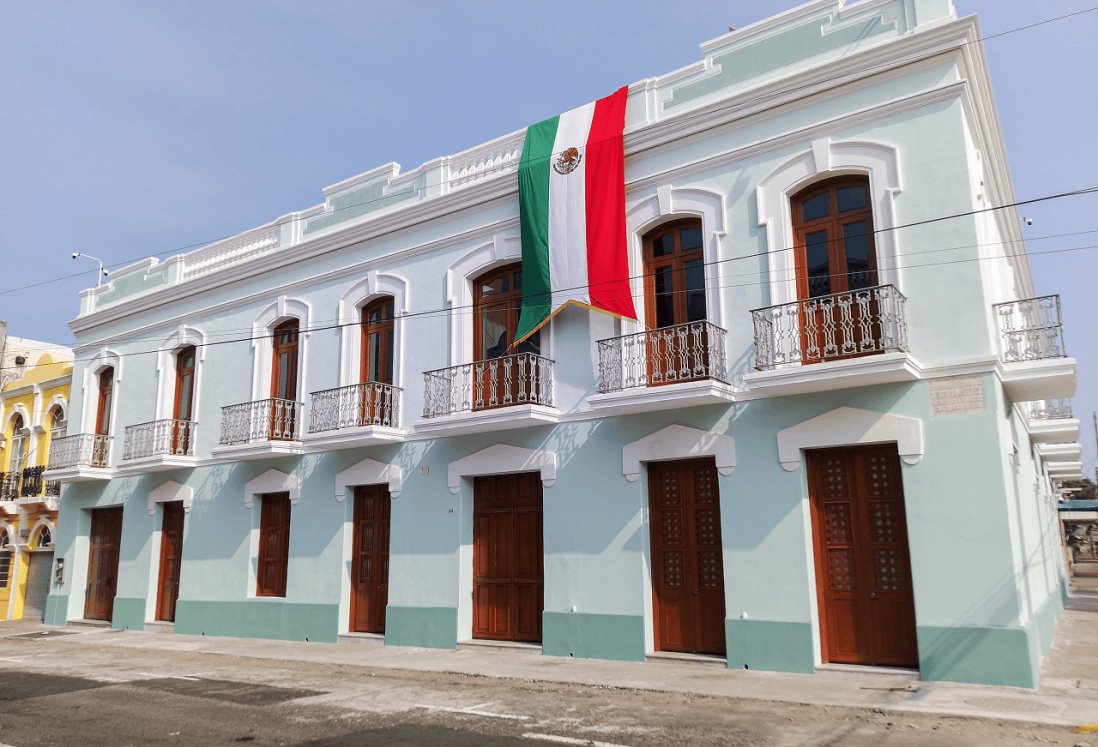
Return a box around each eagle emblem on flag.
[553,147,582,174]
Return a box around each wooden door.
[84,506,123,621]
[350,484,391,633]
[649,458,726,655]
[270,321,299,439]
[172,346,196,454]
[360,298,395,425]
[473,473,543,642]
[156,501,185,622]
[23,552,52,622]
[808,445,918,667]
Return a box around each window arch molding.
[80,349,122,433]
[445,233,522,364]
[28,518,55,550]
[756,138,902,308]
[251,296,311,403]
[155,326,207,420]
[337,272,408,388]
[625,185,727,335]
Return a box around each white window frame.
[251,297,311,403]
[154,326,207,421]
[336,272,408,389]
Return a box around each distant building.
[0,324,72,621]
[45,0,1082,688]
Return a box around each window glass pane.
[368,331,382,382]
[805,230,831,298]
[99,392,113,434]
[277,352,291,399]
[679,227,703,251]
[481,304,510,359]
[843,221,873,290]
[653,266,676,328]
[480,274,507,297]
[514,329,541,356]
[801,192,830,222]
[178,375,193,420]
[513,269,522,291]
[684,259,707,322]
[384,329,394,382]
[651,234,675,257]
[836,185,868,213]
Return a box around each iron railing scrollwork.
[422,353,554,418]
[218,398,302,445]
[0,472,19,501]
[750,284,908,370]
[993,295,1066,363]
[20,466,43,497]
[46,434,111,470]
[309,381,401,433]
[123,419,198,460]
[597,321,728,393]
[1028,399,1073,421]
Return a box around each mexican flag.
[514,86,638,343]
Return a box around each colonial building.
[0,325,71,621]
[44,0,1083,688]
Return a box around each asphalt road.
[0,629,1086,746]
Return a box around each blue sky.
[3,0,1096,470]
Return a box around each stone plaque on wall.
[929,375,985,415]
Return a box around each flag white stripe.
[547,101,595,306]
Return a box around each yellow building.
[0,324,72,621]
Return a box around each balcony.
[742,284,918,397]
[994,295,1076,401]
[416,353,558,435]
[17,466,60,505]
[1025,399,1080,444]
[43,433,113,482]
[117,419,199,474]
[589,321,735,414]
[210,398,305,461]
[302,381,404,450]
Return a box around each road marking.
[135,672,201,680]
[415,703,529,721]
[0,657,25,662]
[522,734,630,747]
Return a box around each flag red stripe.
[584,86,637,320]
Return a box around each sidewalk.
[11,568,1098,730]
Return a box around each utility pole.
[1093,410,1098,485]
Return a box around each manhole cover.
[7,630,80,640]
[964,696,1053,713]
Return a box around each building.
[0,324,71,621]
[44,0,1084,688]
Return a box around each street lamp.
[71,252,109,286]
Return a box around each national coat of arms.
[553,147,582,174]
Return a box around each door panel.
[350,484,391,633]
[84,507,123,622]
[472,473,543,643]
[156,501,185,622]
[808,445,918,668]
[648,458,726,655]
[23,552,52,622]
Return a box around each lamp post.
[71,252,109,286]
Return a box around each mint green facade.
[48,0,1074,691]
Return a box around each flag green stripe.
[515,114,559,343]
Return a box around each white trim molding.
[250,296,312,402]
[756,138,902,307]
[28,517,56,549]
[81,348,123,434]
[444,233,521,364]
[337,272,409,388]
[776,406,924,471]
[447,443,557,494]
[243,468,301,508]
[155,325,207,420]
[624,185,727,334]
[334,457,403,501]
[621,424,736,482]
[147,480,195,515]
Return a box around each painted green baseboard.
[111,597,147,631]
[725,618,815,673]
[542,611,645,662]
[917,625,1037,688]
[384,606,457,649]
[174,600,340,643]
[1035,591,1063,655]
[44,594,68,626]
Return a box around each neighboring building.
[44,0,1084,688]
[0,324,71,621]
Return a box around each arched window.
[643,220,706,330]
[271,321,300,401]
[8,414,27,473]
[96,367,115,436]
[174,346,197,422]
[49,406,66,440]
[473,263,540,360]
[0,530,11,589]
[791,176,877,299]
[360,298,395,385]
[31,524,51,550]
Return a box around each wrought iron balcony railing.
[1029,399,1073,421]
[20,465,41,497]
[597,321,728,393]
[123,419,198,460]
[219,398,302,445]
[993,295,1066,363]
[751,284,908,370]
[46,433,111,470]
[0,472,19,501]
[423,353,554,418]
[11,466,58,499]
[309,381,401,433]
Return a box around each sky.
[2,0,1096,471]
